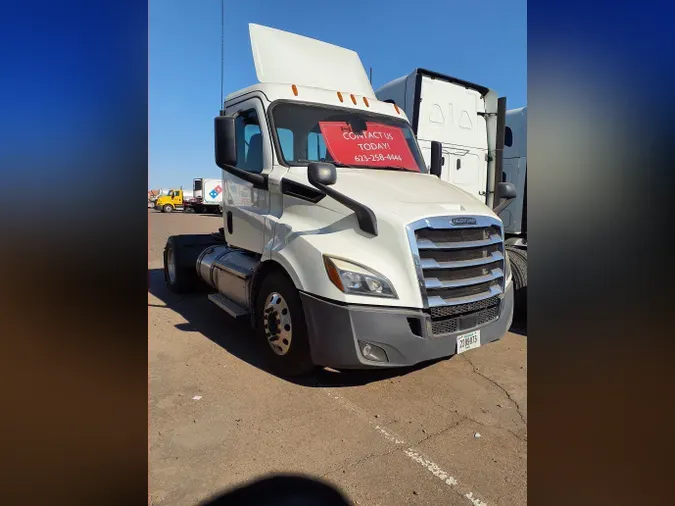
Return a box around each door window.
[277,128,294,160]
[235,109,264,173]
[505,126,513,147]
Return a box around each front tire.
[255,271,315,377]
[163,204,173,213]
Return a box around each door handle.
[456,159,461,170]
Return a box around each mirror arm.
[493,197,515,215]
[216,161,268,190]
[308,181,378,236]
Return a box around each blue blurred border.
[528,0,674,503]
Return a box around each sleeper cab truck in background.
[375,70,524,322]
[500,106,527,319]
[162,24,517,377]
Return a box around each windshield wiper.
[365,166,411,172]
[293,160,412,171]
[294,159,351,167]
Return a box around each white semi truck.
[191,177,224,213]
[375,70,525,320]
[163,24,517,376]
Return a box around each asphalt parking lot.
[148,209,527,506]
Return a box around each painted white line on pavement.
[323,389,489,505]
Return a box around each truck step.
[207,293,249,319]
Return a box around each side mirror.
[214,115,237,167]
[430,140,444,178]
[497,181,517,200]
[308,162,337,186]
[493,181,517,215]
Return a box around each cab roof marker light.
[394,103,400,114]
[337,91,344,102]
[350,94,357,105]
[363,97,370,107]
[291,84,298,96]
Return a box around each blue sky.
[149,0,526,189]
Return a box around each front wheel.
[163,204,173,213]
[255,271,315,377]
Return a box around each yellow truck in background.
[154,189,193,213]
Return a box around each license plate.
[456,330,481,354]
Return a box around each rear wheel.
[163,204,173,213]
[255,271,315,377]
[506,247,527,323]
[163,235,219,293]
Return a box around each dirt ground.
[148,209,527,506]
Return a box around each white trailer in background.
[191,177,223,213]
[375,69,505,208]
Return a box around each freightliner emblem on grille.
[451,217,477,226]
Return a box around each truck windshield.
[271,102,427,173]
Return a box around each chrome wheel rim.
[263,292,292,356]
[167,248,177,284]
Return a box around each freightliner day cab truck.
[375,70,525,320]
[163,24,517,377]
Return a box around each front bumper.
[300,283,514,369]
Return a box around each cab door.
[222,96,272,253]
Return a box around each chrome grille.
[422,243,502,264]
[407,216,506,337]
[430,280,501,300]
[416,226,499,244]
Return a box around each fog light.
[358,341,388,363]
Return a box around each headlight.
[323,256,397,298]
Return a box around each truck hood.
[315,169,498,224]
[274,168,503,309]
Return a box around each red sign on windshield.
[318,121,420,172]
